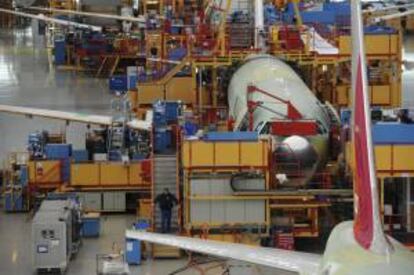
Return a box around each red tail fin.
[351,0,392,254]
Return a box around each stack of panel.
[189,177,266,225]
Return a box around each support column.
[212,66,218,107]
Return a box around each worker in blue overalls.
[155,188,178,233]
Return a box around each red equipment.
[247,85,303,131]
[271,120,318,136]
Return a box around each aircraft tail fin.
[351,0,392,255]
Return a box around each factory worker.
[154,188,178,233]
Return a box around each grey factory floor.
[1,25,414,275]
[0,29,193,275]
[0,212,191,275]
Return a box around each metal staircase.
[147,56,189,86]
[153,155,179,233]
[324,101,341,126]
[96,56,119,78]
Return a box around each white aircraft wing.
[0,104,152,131]
[0,104,112,125]
[0,8,102,31]
[126,231,321,275]
[28,6,146,23]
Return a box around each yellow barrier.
[165,77,195,104]
[136,77,195,106]
[129,163,146,186]
[339,34,399,55]
[70,161,151,187]
[100,162,129,186]
[70,163,100,186]
[347,143,414,177]
[28,160,62,187]
[137,85,164,105]
[336,84,400,107]
[182,139,269,170]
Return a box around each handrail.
[139,56,190,86]
[273,142,303,178]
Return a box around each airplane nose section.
[273,135,319,186]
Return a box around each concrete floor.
[0,29,191,275]
[1,25,414,275]
[0,211,193,275]
[0,28,113,164]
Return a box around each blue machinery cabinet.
[109,75,128,91]
[125,220,150,265]
[125,239,141,265]
[81,213,101,237]
[4,192,24,212]
[54,39,66,65]
[44,144,72,182]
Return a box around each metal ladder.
[107,121,126,154]
[106,95,131,155]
